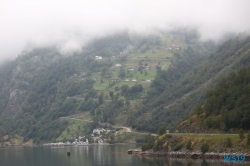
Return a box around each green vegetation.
[226,137,232,147]
[140,132,250,153]
[1,30,250,145]
[247,132,250,145]
[131,34,250,133]
[93,80,110,90]
[114,132,145,144]
[201,142,209,154]
[56,120,90,142]
[202,68,250,130]
[179,67,250,133]
[239,129,245,140]
[141,134,156,151]
[158,126,166,136]
[186,140,192,150]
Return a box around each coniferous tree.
[239,129,245,140]
[247,132,250,145]
[158,126,166,136]
[201,142,209,154]
[186,140,192,150]
[226,137,232,147]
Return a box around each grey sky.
[1,0,250,61]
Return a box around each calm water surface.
[1,144,250,166]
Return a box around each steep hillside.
[139,132,250,155]
[0,30,218,144]
[178,67,250,133]
[130,33,250,132]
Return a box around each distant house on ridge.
[95,56,102,60]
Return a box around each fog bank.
[1,0,250,61]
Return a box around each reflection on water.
[1,145,250,166]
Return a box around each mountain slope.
[0,30,222,143]
[178,67,250,132]
[130,34,250,132]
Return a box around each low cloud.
[1,0,250,61]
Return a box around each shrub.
[153,135,167,151]
[158,126,166,136]
[141,135,156,151]
[186,140,192,150]
[239,129,245,140]
[142,144,150,151]
[247,132,250,145]
[201,142,209,154]
[172,143,184,151]
[136,138,144,143]
[226,137,232,147]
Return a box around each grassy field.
[91,72,101,78]
[115,132,146,143]
[160,61,171,69]
[175,133,239,140]
[93,80,110,90]
[74,112,92,120]
[119,70,157,81]
[130,47,173,58]
[91,35,177,92]
[123,61,139,67]
[126,33,188,59]
[112,81,137,88]
[56,120,89,141]
[170,133,250,153]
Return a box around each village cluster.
[47,128,111,146]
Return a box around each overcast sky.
[1,0,250,62]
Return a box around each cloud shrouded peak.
[1,0,250,61]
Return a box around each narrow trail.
[67,96,141,104]
[59,117,93,122]
[92,78,152,83]
[127,57,172,60]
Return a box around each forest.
[194,67,250,131]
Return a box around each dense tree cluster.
[121,84,143,99]
[197,68,250,131]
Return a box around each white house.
[115,63,121,67]
[93,128,106,135]
[98,139,103,144]
[95,56,102,60]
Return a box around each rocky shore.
[127,149,250,161]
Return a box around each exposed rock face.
[1,51,60,116]
[2,64,30,116]
[178,119,206,133]
[177,114,211,133]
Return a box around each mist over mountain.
[1,0,250,62]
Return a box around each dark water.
[1,145,250,166]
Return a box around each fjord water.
[1,145,250,166]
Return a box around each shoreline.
[0,142,141,147]
[127,149,250,161]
